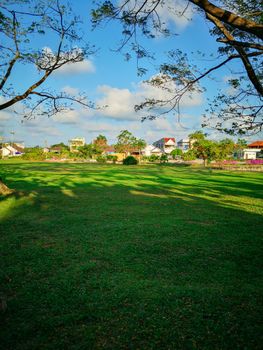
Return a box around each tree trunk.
[0,179,13,195]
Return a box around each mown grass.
[0,161,263,349]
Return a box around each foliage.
[93,135,108,154]
[170,148,183,159]
[115,130,146,156]
[160,153,168,163]
[22,147,45,160]
[78,144,96,159]
[92,0,263,135]
[182,149,196,161]
[50,142,69,151]
[96,155,107,163]
[106,154,118,163]
[148,154,160,162]
[123,155,138,165]
[0,0,95,118]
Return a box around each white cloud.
[95,75,202,121]
[55,59,95,75]
[62,86,80,96]
[52,110,81,125]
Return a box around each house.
[142,145,163,157]
[153,138,176,154]
[177,139,190,152]
[104,145,126,161]
[69,137,85,152]
[0,142,25,157]
[242,141,263,160]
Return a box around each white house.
[242,141,263,160]
[153,138,176,154]
[1,143,25,157]
[142,145,163,157]
[68,137,85,152]
[177,139,190,152]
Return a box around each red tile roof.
[248,141,263,148]
[163,138,175,142]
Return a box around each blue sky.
[1,0,260,146]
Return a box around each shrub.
[182,149,196,161]
[123,155,138,165]
[96,155,107,163]
[160,154,168,163]
[106,155,118,163]
[148,154,160,162]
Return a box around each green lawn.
[0,161,263,349]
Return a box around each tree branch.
[190,0,263,39]
[206,13,263,96]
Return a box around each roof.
[12,144,24,153]
[104,145,116,152]
[247,141,263,148]
[163,138,175,142]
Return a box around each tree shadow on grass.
[0,163,263,349]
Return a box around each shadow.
[0,162,263,349]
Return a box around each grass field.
[1,161,263,349]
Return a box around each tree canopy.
[92,0,263,135]
[0,0,95,118]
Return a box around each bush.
[123,156,138,165]
[148,154,160,162]
[96,155,107,163]
[106,155,118,163]
[160,154,168,163]
[182,149,196,161]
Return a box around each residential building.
[142,145,163,157]
[69,137,85,152]
[104,145,125,161]
[153,138,176,154]
[0,142,25,157]
[177,139,190,152]
[242,140,263,160]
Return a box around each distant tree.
[115,130,136,156]
[92,0,263,135]
[192,139,218,166]
[217,138,235,159]
[78,144,96,159]
[236,138,248,149]
[93,135,108,154]
[0,0,95,118]
[133,137,147,162]
[189,131,206,142]
[171,148,183,159]
[182,149,197,161]
[50,142,69,151]
[22,147,45,160]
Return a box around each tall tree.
[93,135,108,153]
[115,130,146,156]
[115,130,137,155]
[0,0,95,118]
[92,0,263,135]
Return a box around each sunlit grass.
[0,161,263,349]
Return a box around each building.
[242,141,263,160]
[68,137,85,152]
[142,145,163,157]
[0,141,25,157]
[177,139,190,152]
[104,145,126,162]
[153,138,176,154]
